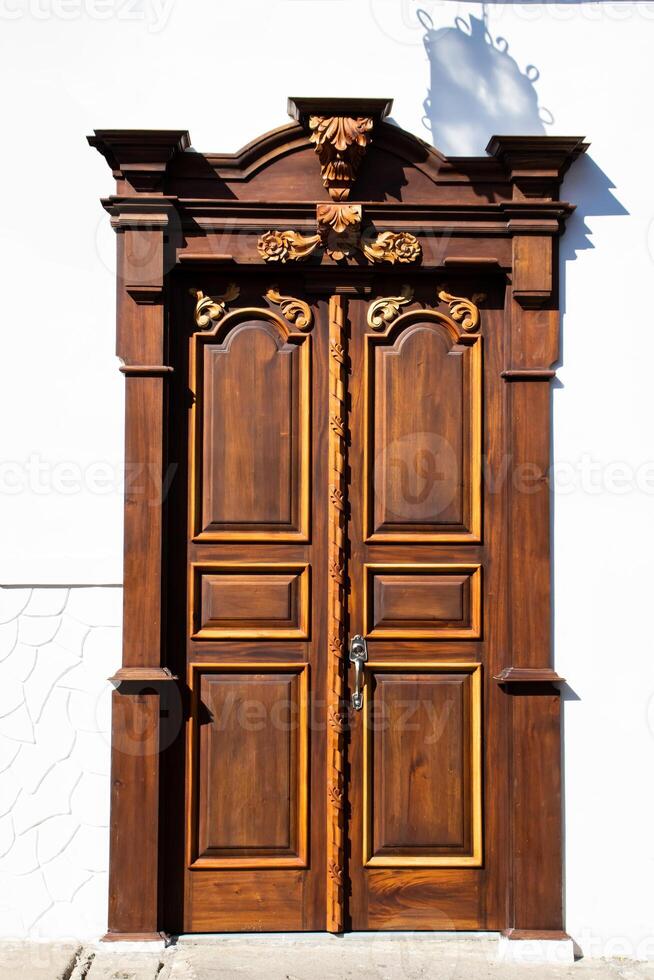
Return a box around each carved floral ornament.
[366,287,485,332]
[309,115,373,201]
[257,204,422,266]
[190,284,313,331]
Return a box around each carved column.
[326,295,347,932]
[88,130,188,939]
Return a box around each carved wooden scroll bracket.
[366,287,484,332]
[257,204,422,266]
[191,284,313,332]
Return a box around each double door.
[178,272,506,932]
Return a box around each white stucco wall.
[1,0,653,956]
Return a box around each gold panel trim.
[363,563,482,640]
[186,662,309,870]
[189,562,310,640]
[362,662,482,868]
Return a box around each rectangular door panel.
[191,316,311,541]
[188,664,308,869]
[191,563,310,639]
[363,663,482,867]
[364,317,481,543]
[364,564,481,639]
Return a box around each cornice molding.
[487,134,588,199]
[287,96,392,127]
[88,129,190,192]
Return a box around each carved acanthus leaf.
[367,285,414,330]
[362,230,422,265]
[265,287,313,330]
[257,229,321,263]
[309,115,374,201]
[438,289,485,331]
[317,203,362,260]
[191,284,240,329]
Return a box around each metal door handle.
[349,634,368,710]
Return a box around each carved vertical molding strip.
[326,294,347,932]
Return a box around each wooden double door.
[177,271,506,933]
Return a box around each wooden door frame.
[88,100,586,941]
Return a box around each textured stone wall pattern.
[0,587,121,939]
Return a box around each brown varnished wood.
[190,664,308,868]
[89,109,585,938]
[349,275,507,930]
[181,278,331,932]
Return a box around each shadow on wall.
[560,153,628,262]
[419,9,552,156]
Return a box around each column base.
[100,931,169,951]
[498,930,575,965]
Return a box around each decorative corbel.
[309,115,373,201]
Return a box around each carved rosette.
[326,294,348,933]
[367,285,414,330]
[309,115,373,201]
[265,287,313,330]
[191,285,240,329]
[438,289,485,331]
[257,229,321,263]
[362,230,422,265]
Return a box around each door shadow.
[419,9,551,156]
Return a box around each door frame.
[88,101,586,941]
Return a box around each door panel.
[180,275,506,933]
[190,563,310,639]
[192,316,311,541]
[364,564,482,639]
[363,663,482,866]
[349,280,505,931]
[365,314,481,543]
[188,664,308,868]
[183,286,328,933]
